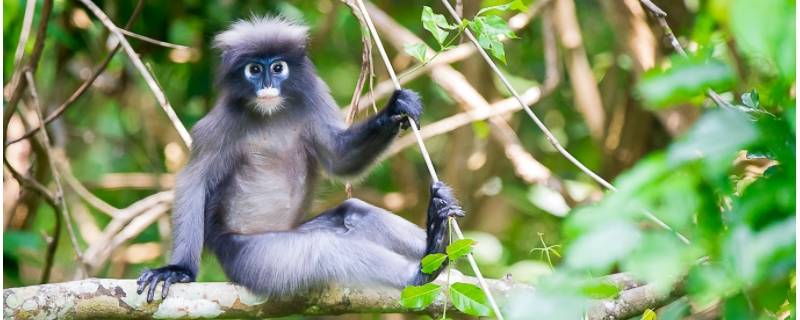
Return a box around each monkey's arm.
[316,89,422,176]
[136,162,205,302]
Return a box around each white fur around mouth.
[252,89,284,115]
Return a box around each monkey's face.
[242,57,290,115]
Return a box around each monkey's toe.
[430,182,465,219]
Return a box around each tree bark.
[4,274,680,319]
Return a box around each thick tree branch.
[3,273,679,319]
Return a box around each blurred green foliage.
[508,0,795,318]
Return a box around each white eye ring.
[269,61,289,76]
[244,63,263,78]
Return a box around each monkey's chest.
[223,145,314,234]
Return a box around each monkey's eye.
[244,63,263,78]
[270,61,288,75]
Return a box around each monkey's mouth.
[252,88,285,115]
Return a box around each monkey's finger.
[449,207,466,217]
[162,277,174,299]
[147,274,161,303]
[136,271,151,294]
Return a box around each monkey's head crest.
[214,15,310,116]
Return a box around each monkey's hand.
[429,181,466,221]
[386,89,422,130]
[136,264,195,303]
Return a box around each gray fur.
[138,16,455,301]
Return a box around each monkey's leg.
[301,198,427,260]
[411,181,465,285]
[215,229,420,296]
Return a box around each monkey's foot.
[430,181,465,220]
[136,265,194,303]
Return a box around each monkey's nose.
[257,87,280,98]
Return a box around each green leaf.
[621,232,695,293]
[449,282,492,316]
[580,280,621,299]
[446,239,475,260]
[404,43,428,63]
[565,221,641,273]
[479,16,516,39]
[730,0,795,81]
[476,0,528,16]
[420,253,447,274]
[467,16,515,63]
[641,309,657,320]
[668,109,757,169]
[400,283,442,309]
[741,89,760,109]
[636,56,735,108]
[3,231,44,259]
[421,6,454,47]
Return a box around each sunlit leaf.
[467,16,516,63]
[476,0,528,16]
[404,43,428,63]
[641,309,657,320]
[580,280,620,299]
[449,282,492,316]
[421,6,454,47]
[730,0,795,80]
[446,239,475,260]
[420,253,447,274]
[400,283,442,309]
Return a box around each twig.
[24,71,88,278]
[342,0,375,197]
[3,0,53,142]
[92,172,175,190]
[118,28,192,50]
[354,0,503,318]
[83,191,174,273]
[551,0,607,141]
[78,0,192,147]
[9,0,36,85]
[2,155,56,206]
[3,103,60,283]
[352,0,553,112]
[386,87,543,156]
[39,202,62,284]
[541,9,561,94]
[57,157,119,217]
[638,0,731,108]
[6,0,145,146]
